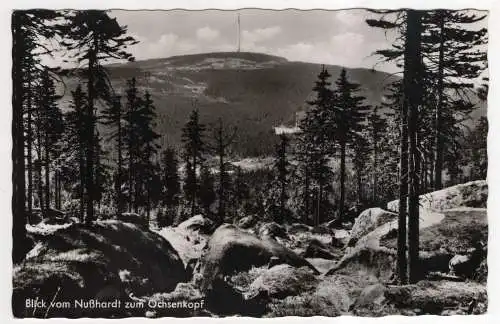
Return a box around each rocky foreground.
[13,180,488,318]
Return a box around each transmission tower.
[237,13,241,52]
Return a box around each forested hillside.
[12,8,488,318]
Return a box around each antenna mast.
[237,13,241,52]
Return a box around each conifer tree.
[210,118,237,223]
[61,10,137,223]
[63,84,87,221]
[159,147,181,226]
[123,77,141,211]
[331,68,370,221]
[298,66,335,225]
[101,95,125,213]
[367,106,387,203]
[352,133,370,206]
[271,134,291,224]
[199,165,216,217]
[422,10,487,189]
[182,108,206,218]
[12,10,61,261]
[138,90,160,221]
[38,69,64,211]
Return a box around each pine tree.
[352,133,370,206]
[468,116,487,180]
[298,66,335,225]
[422,10,487,189]
[101,95,125,213]
[272,134,291,224]
[63,84,87,221]
[210,118,237,223]
[159,147,181,227]
[230,166,250,217]
[123,77,141,211]
[367,106,387,203]
[12,10,61,262]
[199,165,216,217]
[138,90,161,222]
[331,69,370,222]
[61,10,137,223]
[182,108,206,218]
[38,69,64,212]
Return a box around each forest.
[12,9,488,318]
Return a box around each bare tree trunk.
[27,83,33,219]
[406,9,423,284]
[44,129,50,211]
[339,139,346,222]
[78,140,85,222]
[372,140,378,202]
[117,98,124,214]
[398,99,409,285]
[434,11,446,190]
[85,42,96,224]
[36,110,44,211]
[12,13,28,262]
[303,166,310,224]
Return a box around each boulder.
[258,222,289,240]
[385,280,487,315]
[348,208,396,246]
[352,283,388,313]
[178,214,215,235]
[157,215,212,266]
[266,274,357,317]
[287,223,312,234]
[247,264,318,299]
[237,215,259,229]
[302,239,337,260]
[326,247,396,282]
[387,180,487,212]
[199,224,319,294]
[13,220,187,318]
[117,212,147,228]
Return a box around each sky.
[109,9,403,74]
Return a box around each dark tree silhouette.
[331,69,370,222]
[210,118,237,223]
[182,108,206,218]
[61,10,137,223]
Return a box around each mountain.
[57,52,485,157]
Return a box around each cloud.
[242,26,282,44]
[196,26,220,42]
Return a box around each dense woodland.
[12,9,487,285]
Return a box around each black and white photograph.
[10,6,489,318]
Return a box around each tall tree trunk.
[27,83,33,219]
[85,43,96,224]
[279,136,287,224]
[117,102,123,214]
[406,9,423,284]
[44,130,50,211]
[217,124,225,223]
[36,105,44,211]
[191,149,197,218]
[339,139,346,222]
[372,139,378,202]
[12,13,28,262]
[95,132,101,213]
[434,11,446,190]
[303,166,310,224]
[78,140,85,222]
[357,170,362,205]
[398,62,410,285]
